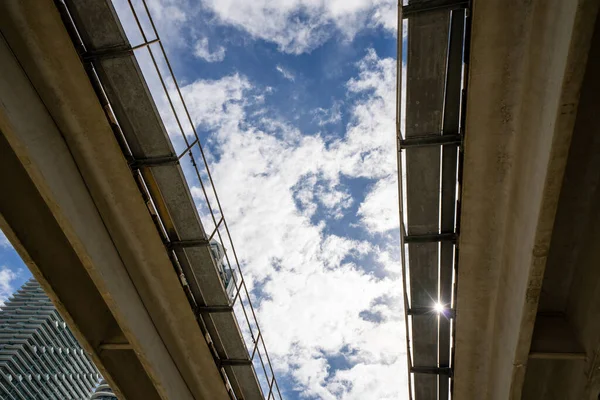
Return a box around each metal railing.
[72,0,284,398]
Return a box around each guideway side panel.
[405,7,450,399]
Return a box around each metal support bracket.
[99,342,132,351]
[402,0,469,18]
[82,45,132,61]
[411,366,453,376]
[167,238,210,249]
[128,155,179,169]
[404,232,457,244]
[400,134,462,149]
[219,358,253,367]
[81,39,160,62]
[196,305,233,314]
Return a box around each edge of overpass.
[0,0,281,399]
[453,0,600,399]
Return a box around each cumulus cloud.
[78,2,407,397]
[181,74,250,129]
[358,175,399,233]
[201,0,397,54]
[194,37,226,62]
[114,0,400,58]
[276,65,295,81]
[313,102,343,126]
[0,267,17,306]
[179,49,405,398]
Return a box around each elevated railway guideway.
[397,1,470,399]
[0,0,281,399]
[452,0,600,399]
[400,1,600,399]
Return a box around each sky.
[0,0,407,398]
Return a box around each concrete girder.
[0,1,230,399]
[454,0,600,399]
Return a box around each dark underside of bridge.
[521,11,600,399]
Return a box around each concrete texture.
[0,1,231,399]
[522,13,600,399]
[454,0,600,399]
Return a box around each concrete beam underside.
[0,2,229,399]
[454,0,600,399]
[522,13,600,399]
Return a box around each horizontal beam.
[219,359,253,367]
[400,134,462,149]
[82,45,132,61]
[411,366,453,376]
[404,232,457,244]
[99,343,132,351]
[402,0,469,18]
[409,307,456,318]
[196,306,233,314]
[128,156,179,168]
[529,352,586,360]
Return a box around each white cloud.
[181,74,250,129]
[326,360,406,400]
[107,3,407,396]
[0,230,9,248]
[113,0,400,57]
[276,65,295,81]
[313,102,343,126]
[0,267,17,306]
[201,0,397,54]
[316,183,353,220]
[194,37,226,62]
[358,175,399,233]
[180,49,405,398]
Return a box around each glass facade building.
[90,379,117,400]
[0,279,105,399]
[210,240,239,300]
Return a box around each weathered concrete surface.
[454,0,600,399]
[0,34,166,400]
[522,13,600,399]
[0,1,230,399]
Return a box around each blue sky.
[0,0,407,398]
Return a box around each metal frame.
[120,1,283,397]
[128,155,179,168]
[399,134,462,149]
[397,1,472,399]
[404,232,457,244]
[59,0,283,398]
